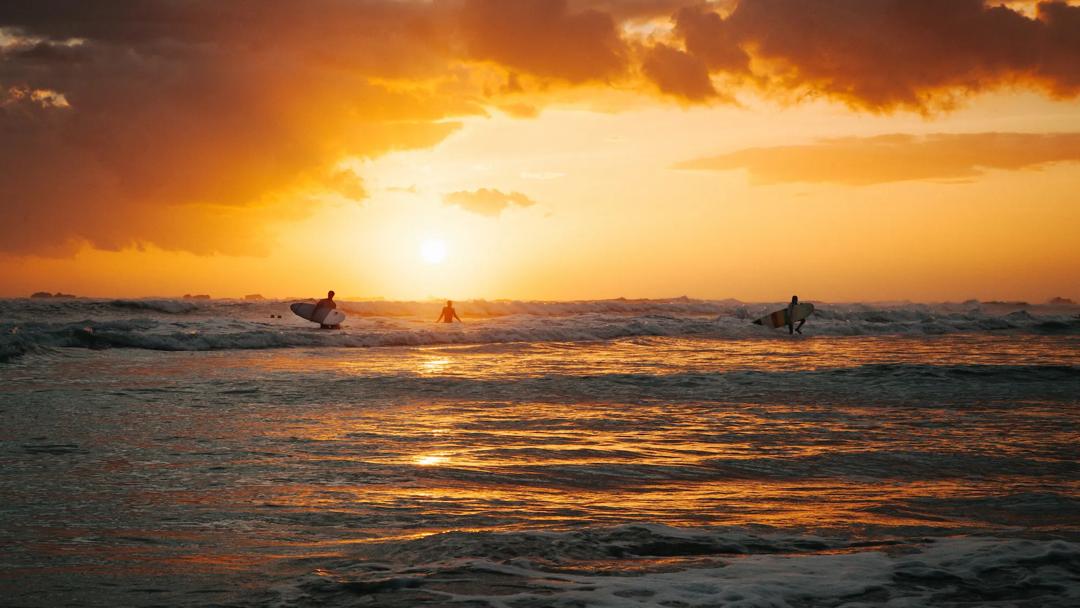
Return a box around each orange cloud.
[458,0,628,83]
[676,132,1080,185]
[0,2,472,255]
[444,188,538,216]
[674,5,750,74]
[571,0,707,20]
[640,43,718,101]
[498,102,541,118]
[4,0,1080,257]
[673,0,1080,110]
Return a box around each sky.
[1,0,1078,302]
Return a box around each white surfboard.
[290,302,346,326]
[753,303,814,328]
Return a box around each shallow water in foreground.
[1,309,1079,606]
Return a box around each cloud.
[0,0,636,256]
[3,1,1080,256]
[0,1,483,255]
[571,0,717,20]
[444,188,538,216]
[458,0,628,83]
[676,132,1080,185]
[641,43,718,102]
[498,102,540,118]
[672,0,1080,110]
[322,170,367,202]
[674,5,750,74]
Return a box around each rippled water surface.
[2,316,1079,606]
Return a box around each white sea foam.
[1,297,1077,360]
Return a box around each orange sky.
[1,1,1079,301]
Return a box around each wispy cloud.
[444,188,538,216]
[676,132,1080,185]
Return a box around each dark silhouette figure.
[436,300,462,323]
[788,295,806,335]
[314,290,338,329]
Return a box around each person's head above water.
[328,290,335,299]
[446,300,453,307]
[792,295,798,303]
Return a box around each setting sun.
[420,239,448,265]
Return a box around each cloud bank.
[2,1,1079,255]
[676,132,1080,185]
[671,0,1080,109]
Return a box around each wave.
[317,365,1078,407]
[3,317,1079,358]
[280,524,1080,608]
[1,297,1078,360]
[2,295,1078,319]
[18,338,1069,404]
[1,296,741,318]
[104,299,200,314]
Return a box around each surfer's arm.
[453,312,462,322]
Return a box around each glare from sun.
[420,239,447,264]
[415,455,447,466]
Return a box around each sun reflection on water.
[419,357,452,375]
[4,332,1077,607]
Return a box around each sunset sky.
[2,0,1079,301]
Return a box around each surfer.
[314,290,338,329]
[788,295,806,335]
[436,300,462,323]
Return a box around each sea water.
[1,298,1078,606]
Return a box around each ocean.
[1,297,1078,607]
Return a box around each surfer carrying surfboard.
[751,298,813,333]
[788,295,806,335]
[314,290,338,329]
[289,291,345,329]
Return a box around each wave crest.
[0,297,1077,360]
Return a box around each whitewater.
[1,296,1077,360]
[1,297,1078,606]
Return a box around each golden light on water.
[420,357,452,375]
[415,455,448,467]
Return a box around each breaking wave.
[1,297,1078,360]
[282,524,1080,608]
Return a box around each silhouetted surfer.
[314,290,337,329]
[436,300,462,323]
[788,295,806,335]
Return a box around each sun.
[420,239,447,264]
